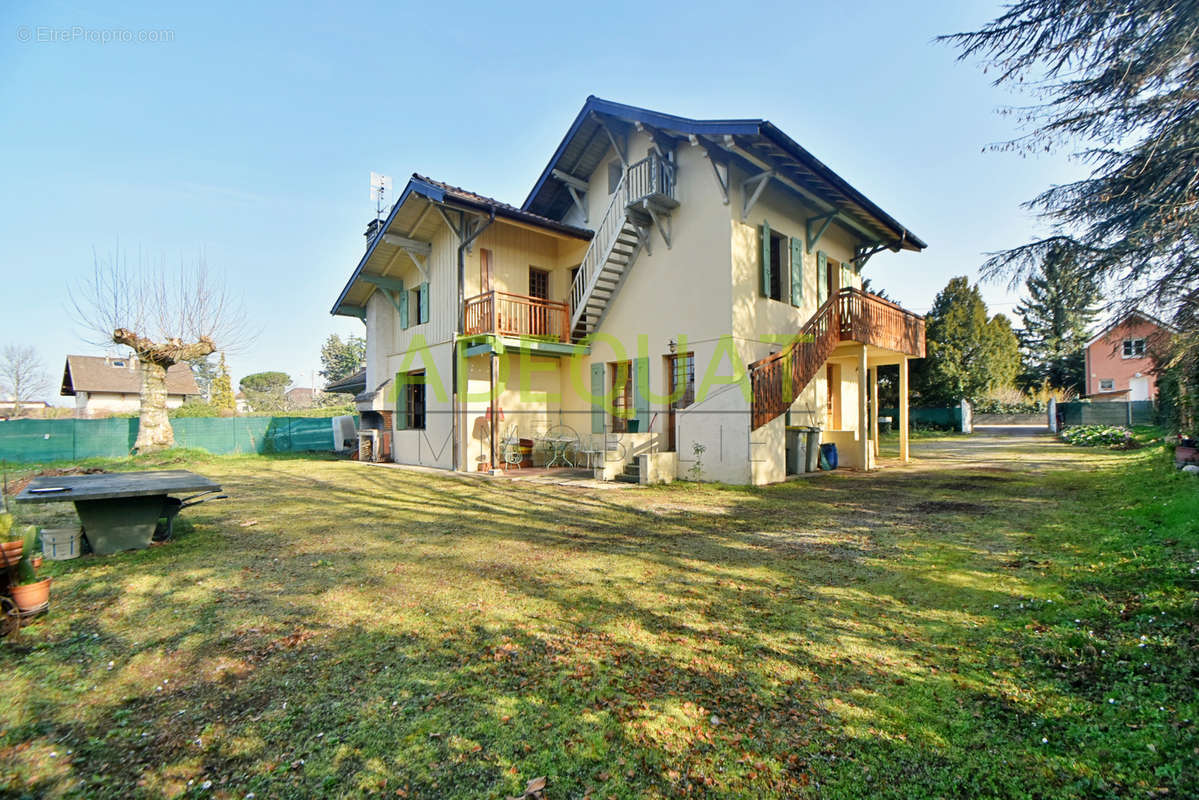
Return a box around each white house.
[61,355,200,418]
[330,97,927,484]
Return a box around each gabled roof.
[1085,309,1179,349]
[523,96,926,252]
[61,355,201,397]
[331,174,592,317]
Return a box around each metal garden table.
[14,470,221,555]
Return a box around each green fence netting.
[0,416,347,464]
[1058,401,1157,427]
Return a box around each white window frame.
[1098,378,1115,391]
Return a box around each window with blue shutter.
[398,282,409,329]
[760,220,772,298]
[419,282,429,324]
[590,363,605,433]
[395,370,407,429]
[789,237,804,306]
[817,251,828,305]
[633,356,650,432]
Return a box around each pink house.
[1084,311,1176,401]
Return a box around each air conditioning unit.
[358,430,378,462]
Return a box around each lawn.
[0,432,1196,799]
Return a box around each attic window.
[1122,338,1145,358]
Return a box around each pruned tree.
[0,345,51,416]
[71,250,249,452]
[941,1,1198,315]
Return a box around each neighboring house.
[1084,310,1177,401]
[330,97,927,485]
[61,355,200,418]
[285,387,318,409]
[235,392,252,414]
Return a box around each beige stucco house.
[61,355,200,418]
[331,97,926,484]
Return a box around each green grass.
[1,432,1196,799]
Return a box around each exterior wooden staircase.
[569,154,677,338]
[748,288,926,430]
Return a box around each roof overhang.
[523,96,926,253]
[331,176,592,319]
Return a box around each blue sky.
[0,0,1084,400]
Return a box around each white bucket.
[41,528,82,560]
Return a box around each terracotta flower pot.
[0,540,22,569]
[11,577,50,613]
[30,555,43,570]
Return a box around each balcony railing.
[625,153,676,204]
[463,290,570,343]
[748,288,925,430]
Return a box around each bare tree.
[0,345,51,416]
[71,249,250,452]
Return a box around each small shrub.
[1060,424,1136,449]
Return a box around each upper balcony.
[463,290,571,343]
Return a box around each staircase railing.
[569,170,633,334]
[748,288,925,430]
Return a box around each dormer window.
[1122,338,1145,358]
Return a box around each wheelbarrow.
[153,490,229,542]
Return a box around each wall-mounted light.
[667,338,677,353]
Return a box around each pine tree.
[914,277,1022,404]
[212,352,235,413]
[1016,247,1101,393]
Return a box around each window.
[762,229,786,301]
[398,371,426,430]
[529,267,549,300]
[610,360,633,433]
[410,283,429,325]
[669,353,695,410]
[1123,338,1145,358]
[1099,379,1115,391]
[608,160,622,194]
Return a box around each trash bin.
[626,419,640,433]
[785,427,807,474]
[819,442,838,470]
[805,428,821,473]
[879,416,892,435]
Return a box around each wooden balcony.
[837,288,925,358]
[749,288,924,429]
[463,290,570,343]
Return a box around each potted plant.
[9,524,50,614]
[0,510,23,570]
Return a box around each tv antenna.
[370,172,392,221]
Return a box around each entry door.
[826,363,841,429]
[1129,376,1150,401]
[827,257,839,301]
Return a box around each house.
[330,97,926,485]
[285,387,318,409]
[1084,310,1176,401]
[60,355,200,418]
[324,368,367,398]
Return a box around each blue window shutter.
[760,220,772,298]
[633,356,650,431]
[817,251,828,305]
[398,284,409,330]
[590,363,605,433]
[395,371,407,429]
[789,237,804,306]
[419,282,429,324]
